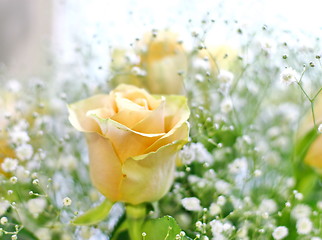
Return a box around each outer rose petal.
[87,117,164,163]
[120,140,185,204]
[68,95,115,133]
[86,133,123,202]
[305,135,322,169]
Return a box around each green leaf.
[71,199,114,226]
[142,216,191,240]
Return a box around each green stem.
[126,203,147,240]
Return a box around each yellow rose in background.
[197,45,239,75]
[68,84,190,204]
[110,30,187,95]
[300,96,322,169]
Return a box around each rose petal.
[86,116,165,162]
[68,95,115,133]
[86,133,123,202]
[145,121,189,153]
[120,141,184,204]
[144,95,190,152]
[111,84,160,110]
[132,98,165,134]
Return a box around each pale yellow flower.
[68,84,190,204]
[110,30,187,95]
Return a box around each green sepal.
[71,199,113,226]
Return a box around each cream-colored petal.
[305,135,322,169]
[161,95,190,132]
[112,84,161,110]
[94,119,164,162]
[132,98,165,134]
[68,94,114,133]
[120,141,184,204]
[86,133,123,202]
[145,121,189,153]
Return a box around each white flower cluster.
[180,142,213,165]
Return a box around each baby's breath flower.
[228,157,248,174]
[258,199,277,214]
[291,204,311,219]
[0,200,10,216]
[272,226,288,240]
[280,67,299,85]
[27,198,47,216]
[181,197,202,211]
[9,130,30,144]
[209,203,221,215]
[1,158,18,172]
[15,144,33,161]
[318,124,322,133]
[10,177,18,184]
[217,70,234,85]
[296,218,312,235]
[220,98,233,113]
[0,217,8,225]
[63,197,72,206]
[217,196,226,206]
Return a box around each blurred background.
[0,0,321,83]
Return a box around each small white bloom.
[131,66,146,76]
[0,216,8,225]
[181,197,202,211]
[317,201,322,210]
[259,199,277,214]
[9,130,30,144]
[192,57,210,70]
[217,195,226,206]
[220,98,233,113]
[291,204,311,219]
[228,157,248,174]
[195,74,204,82]
[209,203,221,215]
[15,144,33,161]
[10,176,18,184]
[254,169,262,177]
[215,180,231,195]
[63,197,72,206]
[35,228,51,240]
[312,237,322,240]
[1,158,18,172]
[272,226,288,239]
[15,166,30,183]
[6,79,21,93]
[295,192,303,201]
[27,198,47,216]
[280,67,299,85]
[318,124,322,134]
[296,218,312,235]
[217,70,234,85]
[209,220,224,234]
[125,52,140,65]
[0,200,10,215]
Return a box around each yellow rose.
[110,30,187,95]
[68,84,190,204]
[300,96,322,169]
[197,45,239,75]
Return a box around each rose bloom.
[68,84,190,204]
[110,30,187,95]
